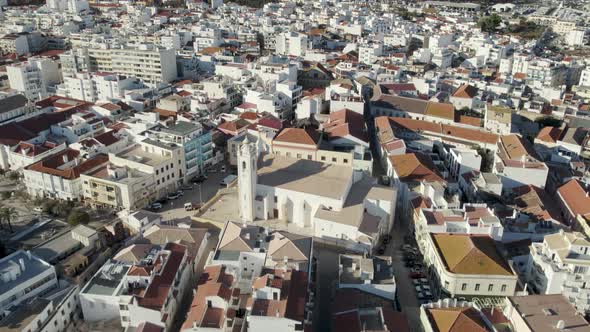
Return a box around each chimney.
[19,258,25,272]
[556,320,565,330]
[62,153,69,163]
[26,251,31,260]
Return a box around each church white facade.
[237,139,397,252]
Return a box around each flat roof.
[116,144,168,167]
[257,154,353,200]
[508,295,590,332]
[0,251,54,296]
[31,230,82,263]
[82,262,129,296]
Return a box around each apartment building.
[524,230,590,314]
[0,251,58,315]
[81,162,157,210]
[494,134,548,191]
[147,121,213,180]
[276,31,308,57]
[23,149,108,201]
[414,204,503,253]
[0,33,29,55]
[423,233,517,298]
[63,45,176,87]
[57,72,139,102]
[81,242,201,330]
[7,58,61,101]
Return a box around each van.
[219,174,237,187]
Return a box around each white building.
[359,43,383,65]
[423,233,517,298]
[414,204,504,253]
[82,241,204,330]
[23,149,108,201]
[238,140,396,253]
[484,105,512,135]
[525,230,590,314]
[338,254,396,300]
[57,72,139,103]
[124,210,162,234]
[276,32,308,57]
[64,46,177,87]
[7,58,61,101]
[0,251,58,315]
[494,134,548,191]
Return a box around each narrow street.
[168,232,220,332]
[389,215,423,332]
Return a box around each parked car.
[167,193,180,200]
[180,185,193,190]
[150,202,163,210]
[33,207,43,213]
[191,175,207,183]
[409,271,425,279]
[156,198,168,204]
[412,279,422,286]
[404,260,415,268]
[176,190,184,197]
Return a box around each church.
[237,137,397,252]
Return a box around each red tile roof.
[557,180,590,219]
[26,150,109,180]
[274,128,320,146]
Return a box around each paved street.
[158,166,232,222]
[389,215,423,332]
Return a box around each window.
[475,284,480,291]
[343,159,348,164]
[156,170,159,175]
[274,196,277,203]
[321,156,326,161]
[501,284,507,292]
[444,281,449,289]
[297,154,302,158]
[332,157,337,162]
[286,152,291,157]
[488,284,493,292]
[170,163,173,168]
[307,155,312,160]
[461,283,467,291]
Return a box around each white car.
[150,202,163,210]
[33,207,43,213]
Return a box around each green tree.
[67,210,90,226]
[0,207,18,233]
[478,14,502,33]
[7,171,20,181]
[51,201,73,218]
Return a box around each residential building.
[338,254,396,300]
[524,230,590,314]
[423,233,517,298]
[7,58,61,101]
[504,295,590,332]
[0,251,58,315]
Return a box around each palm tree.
[0,203,4,230]
[1,207,17,233]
